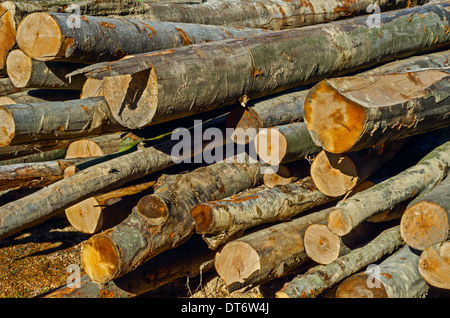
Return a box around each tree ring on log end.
[418,241,450,289]
[6,49,33,88]
[304,223,341,265]
[81,234,120,285]
[400,201,450,251]
[136,195,169,225]
[327,209,353,236]
[254,127,288,166]
[303,80,366,154]
[65,139,105,159]
[103,67,158,129]
[16,12,62,61]
[190,204,214,234]
[311,150,358,197]
[0,106,15,147]
[65,197,103,234]
[336,272,388,298]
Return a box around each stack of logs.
[0,0,449,298]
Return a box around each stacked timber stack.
[0,0,449,299]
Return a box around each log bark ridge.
[72,3,450,129]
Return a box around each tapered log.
[40,235,215,298]
[71,3,450,129]
[254,122,321,167]
[0,157,92,192]
[191,177,334,250]
[0,77,23,96]
[276,226,404,298]
[215,207,334,292]
[418,240,450,290]
[65,132,126,159]
[17,13,269,63]
[0,89,81,105]
[327,140,450,236]
[400,174,450,250]
[6,49,86,90]
[65,180,155,234]
[304,69,450,154]
[80,78,104,99]
[81,154,265,284]
[0,97,124,147]
[310,141,406,197]
[335,245,429,298]
[262,160,310,189]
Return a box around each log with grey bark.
[276,226,404,298]
[6,49,86,90]
[327,140,450,237]
[191,176,335,250]
[215,207,335,292]
[64,132,127,159]
[70,3,450,129]
[0,89,81,105]
[304,69,450,154]
[81,154,266,284]
[0,77,23,96]
[310,141,407,197]
[418,240,450,290]
[400,174,450,250]
[335,245,429,298]
[0,97,124,147]
[254,122,321,167]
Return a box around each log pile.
[0,0,449,299]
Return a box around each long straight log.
[310,141,407,197]
[327,140,450,236]
[0,97,124,147]
[276,226,404,298]
[0,148,67,166]
[304,69,450,154]
[17,13,270,63]
[400,174,450,250]
[335,245,429,298]
[81,154,266,284]
[70,3,450,129]
[6,49,86,90]
[0,89,81,105]
[215,207,335,292]
[191,177,335,250]
[254,122,322,167]
[418,240,450,290]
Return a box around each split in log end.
[190,204,213,234]
[304,223,341,265]
[136,195,169,226]
[327,209,353,236]
[0,106,15,147]
[6,49,33,88]
[400,201,450,250]
[303,80,366,154]
[254,127,288,166]
[335,273,388,298]
[311,150,358,197]
[81,234,120,285]
[215,241,261,288]
[16,12,62,61]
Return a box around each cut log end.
[400,201,450,251]
[190,204,213,234]
[335,273,388,298]
[80,78,104,99]
[0,106,15,147]
[225,107,262,145]
[0,97,16,106]
[214,241,261,287]
[263,165,294,188]
[304,223,341,265]
[16,12,62,61]
[254,127,288,166]
[136,195,169,226]
[303,80,366,154]
[0,2,16,72]
[6,49,33,88]
[327,209,353,236]
[418,241,450,290]
[65,139,106,159]
[311,150,358,197]
[81,234,120,285]
[65,197,103,234]
[103,68,158,129]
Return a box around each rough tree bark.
[304,69,450,154]
[70,3,450,129]
[335,245,429,298]
[327,140,450,236]
[6,49,86,90]
[276,226,404,298]
[310,141,406,197]
[191,177,335,250]
[0,77,24,96]
[0,89,81,105]
[254,122,322,167]
[400,174,450,250]
[214,207,334,292]
[418,240,450,290]
[0,97,124,147]
[81,154,266,284]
